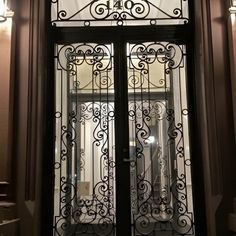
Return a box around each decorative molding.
[25,0,41,201]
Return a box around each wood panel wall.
[194,0,236,235]
[10,0,47,235]
[0,19,14,183]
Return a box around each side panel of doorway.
[53,43,116,236]
[127,42,195,235]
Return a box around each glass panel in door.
[54,43,116,236]
[53,41,196,236]
[127,42,195,235]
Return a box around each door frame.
[42,22,207,235]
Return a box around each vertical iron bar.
[114,39,132,236]
[41,0,54,234]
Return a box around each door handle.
[123,158,136,163]
[123,148,136,163]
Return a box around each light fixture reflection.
[231,12,236,23]
[146,136,155,144]
[230,0,236,14]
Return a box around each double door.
[53,34,195,236]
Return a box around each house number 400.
[106,0,135,10]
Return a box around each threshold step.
[0,202,15,207]
[0,202,16,222]
[0,194,7,201]
[0,194,7,200]
[0,218,19,225]
[234,197,236,213]
[0,218,20,236]
[229,213,236,232]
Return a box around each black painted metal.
[51,25,190,44]
[41,0,55,235]
[54,43,116,236]
[114,40,132,236]
[185,29,207,236]
[126,42,194,235]
[53,40,195,235]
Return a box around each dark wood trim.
[193,0,236,235]
[192,0,220,234]
[25,0,39,201]
[7,18,17,202]
[228,5,236,198]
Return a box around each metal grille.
[54,43,116,236]
[51,0,189,27]
[127,42,195,235]
[53,41,195,236]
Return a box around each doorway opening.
[53,39,194,235]
[49,1,199,235]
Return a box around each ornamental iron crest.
[51,0,189,26]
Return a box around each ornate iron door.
[53,40,195,236]
[126,42,194,235]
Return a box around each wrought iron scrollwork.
[54,102,116,236]
[57,43,114,93]
[51,0,189,26]
[129,42,184,71]
[128,42,194,235]
[54,40,194,235]
[54,43,115,235]
[129,103,194,235]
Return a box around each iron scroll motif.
[128,42,184,71]
[54,43,116,235]
[128,42,194,235]
[54,104,116,235]
[57,43,114,92]
[54,41,195,235]
[51,0,189,26]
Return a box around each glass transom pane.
[51,0,189,27]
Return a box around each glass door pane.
[127,42,195,235]
[54,43,116,236]
[53,40,196,236]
